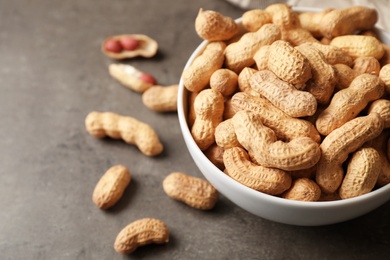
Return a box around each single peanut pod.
[298,9,334,38]
[282,178,321,202]
[303,42,353,66]
[142,84,178,112]
[333,63,360,90]
[102,34,158,60]
[191,89,224,151]
[195,8,238,41]
[339,147,381,199]
[223,147,292,195]
[237,67,261,96]
[267,40,312,85]
[85,112,163,156]
[231,92,320,143]
[224,23,281,73]
[368,99,390,128]
[379,63,390,93]
[204,143,225,171]
[215,118,241,149]
[232,110,321,171]
[353,57,380,76]
[242,9,272,32]
[109,64,156,93]
[319,6,378,38]
[163,172,219,210]
[316,113,384,193]
[330,35,385,60]
[250,70,317,117]
[296,43,337,104]
[210,69,238,97]
[182,41,226,93]
[365,131,390,187]
[316,74,384,136]
[114,218,169,254]
[92,165,131,209]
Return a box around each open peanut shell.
[102,34,158,59]
[109,64,154,93]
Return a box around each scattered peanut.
[142,84,178,112]
[85,112,163,156]
[163,172,219,210]
[92,165,131,209]
[114,218,169,254]
[109,64,156,93]
[195,8,238,41]
[102,34,158,59]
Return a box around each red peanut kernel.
[119,36,140,51]
[138,73,157,85]
[104,39,123,53]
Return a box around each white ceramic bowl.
[177,9,390,226]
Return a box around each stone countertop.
[0,0,389,259]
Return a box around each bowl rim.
[177,7,390,209]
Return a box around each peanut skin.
[316,74,384,136]
[163,172,219,210]
[114,218,169,254]
[316,113,384,193]
[85,112,163,156]
[92,165,131,209]
[182,41,226,92]
[339,147,381,199]
[223,147,292,195]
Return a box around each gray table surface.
[1,0,389,259]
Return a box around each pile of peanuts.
[183,5,390,202]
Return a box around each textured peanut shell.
[339,148,381,199]
[114,218,169,254]
[333,64,360,90]
[215,118,241,149]
[210,69,238,97]
[319,6,378,38]
[163,172,219,210]
[368,99,390,128]
[295,43,337,104]
[365,131,390,187]
[223,147,291,195]
[102,34,158,60]
[231,92,320,143]
[282,178,321,202]
[142,84,178,112]
[253,45,271,71]
[109,64,154,93]
[195,8,238,41]
[232,110,321,171]
[182,41,226,92]
[265,3,298,30]
[191,89,224,151]
[298,9,334,38]
[353,57,380,76]
[316,74,384,136]
[250,70,317,117]
[330,35,385,59]
[204,144,225,171]
[379,64,390,94]
[224,23,281,73]
[303,42,353,67]
[242,9,272,32]
[316,113,384,193]
[267,40,311,85]
[237,67,260,96]
[92,165,131,209]
[85,112,163,156]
